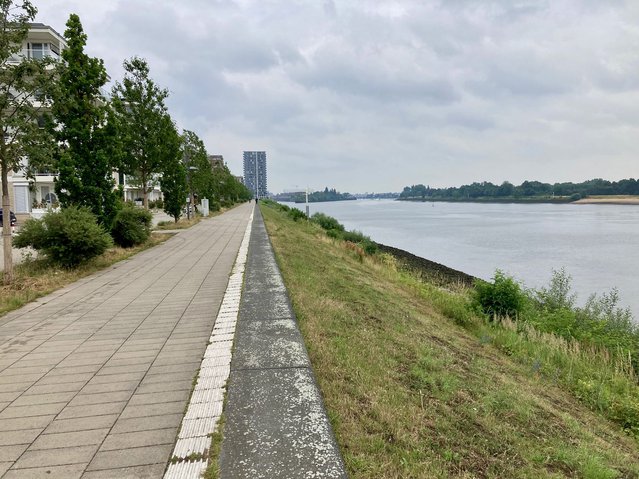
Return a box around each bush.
[533,268,577,312]
[14,207,112,267]
[473,270,527,319]
[111,206,152,247]
[148,199,164,209]
[311,213,344,232]
[287,207,307,221]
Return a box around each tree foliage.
[161,133,187,222]
[181,130,251,209]
[51,14,120,228]
[111,57,176,209]
[400,178,639,201]
[0,0,54,283]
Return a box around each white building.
[7,23,66,218]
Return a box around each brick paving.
[0,203,253,478]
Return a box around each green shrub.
[14,207,112,267]
[533,268,576,312]
[341,230,367,243]
[326,229,341,239]
[473,270,527,319]
[311,213,344,232]
[287,207,307,221]
[111,206,152,247]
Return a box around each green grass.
[261,203,639,479]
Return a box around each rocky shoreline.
[376,243,477,287]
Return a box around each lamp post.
[186,166,197,220]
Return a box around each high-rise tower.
[243,151,267,199]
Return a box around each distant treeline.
[272,187,356,203]
[399,178,639,201]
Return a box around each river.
[284,199,639,320]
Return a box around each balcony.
[8,47,60,64]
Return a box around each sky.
[37,0,639,194]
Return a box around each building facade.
[7,23,67,219]
[242,151,267,199]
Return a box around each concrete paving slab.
[81,463,166,479]
[127,390,190,407]
[0,444,29,462]
[0,402,67,419]
[87,444,174,471]
[0,415,56,432]
[0,428,41,446]
[11,444,99,469]
[100,427,177,451]
[44,414,120,434]
[56,401,127,420]
[2,463,86,479]
[111,413,184,434]
[119,401,185,419]
[10,392,75,407]
[68,390,134,407]
[30,428,110,450]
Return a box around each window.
[29,43,44,60]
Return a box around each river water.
[285,200,639,319]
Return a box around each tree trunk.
[142,171,148,209]
[2,162,13,285]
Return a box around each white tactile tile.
[199,365,230,378]
[164,460,207,479]
[173,436,211,457]
[178,416,220,438]
[184,401,223,420]
[190,387,224,405]
[164,210,253,478]
[200,355,232,368]
[203,342,233,357]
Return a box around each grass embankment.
[0,232,170,317]
[260,203,639,478]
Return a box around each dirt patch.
[376,243,477,287]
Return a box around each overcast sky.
[37,1,639,193]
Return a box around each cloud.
[36,0,639,192]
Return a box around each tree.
[0,0,55,284]
[181,129,211,208]
[51,14,120,228]
[111,57,175,209]
[161,145,187,222]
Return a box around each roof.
[27,22,65,43]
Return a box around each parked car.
[0,208,17,227]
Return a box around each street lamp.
[186,166,197,220]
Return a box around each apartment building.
[6,23,66,218]
[243,151,267,199]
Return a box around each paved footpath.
[219,207,347,478]
[0,203,253,478]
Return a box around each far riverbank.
[399,194,639,205]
